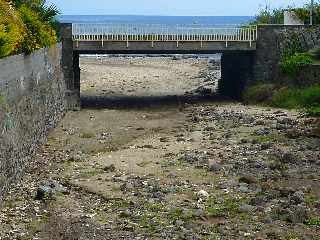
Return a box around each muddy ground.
[0,56,319,240]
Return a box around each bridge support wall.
[219,52,255,99]
[60,24,81,110]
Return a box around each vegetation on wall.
[251,1,320,24]
[280,53,313,76]
[0,0,59,58]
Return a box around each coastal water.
[58,15,253,26]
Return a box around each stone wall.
[0,44,66,204]
[253,25,320,85]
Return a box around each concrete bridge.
[60,23,320,109]
[72,24,257,52]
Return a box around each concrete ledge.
[73,41,257,53]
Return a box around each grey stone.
[36,180,67,200]
[288,205,309,223]
[103,164,116,173]
[208,162,223,172]
[239,184,250,193]
[291,191,305,204]
[239,204,256,213]
[194,208,205,217]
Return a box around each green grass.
[244,84,320,116]
[243,83,276,104]
[79,132,95,139]
[270,85,320,116]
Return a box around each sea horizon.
[58,15,254,25]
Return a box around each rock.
[254,119,265,125]
[175,220,184,226]
[291,191,305,204]
[314,201,320,210]
[35,180,67,200]
[194,208,205,217]
[286,128,300,138]
[250,196,265,206]
[277,151,297,164]
[197,190,209,199]
[208,161,223,172]
[260,142,272,150]
[279,187,295,197]
[68,153,83,162]
[254,128,270,136]
[239,204,256,213]
[239,175,258,185]
[195,86,212,95]
[119,209,132,218]
[275,123,287,130]
[287,205,308,223]
[240,138,249,144]
[103,164,116,172]
[172,55,182,60]
[181,151,208,165]
[239,183,250,193]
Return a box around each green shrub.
[251,2,320,25]
[0,0,26,57]
[0,0,58,58]
[271,85,320,116]
[18,4,57,54]
[243,84,276,104]
[280,53,313,76]
[251,6,284,24]
[270,87,301,109]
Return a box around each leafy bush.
[18,3,57,54]
[251,1,320,25]
[0,0,58,58]
[271,85,320,116]
[280,53,313,76]
[251,6,284,24]
[0,0,26,57]
[245,84,320,116]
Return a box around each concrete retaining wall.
[253,25,320,84]
[0,44,66,204]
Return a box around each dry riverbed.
[0,56,320,240]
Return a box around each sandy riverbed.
[0,57,319,240]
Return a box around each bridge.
[71,24,257,52]
[60,23,320,109]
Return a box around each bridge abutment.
[60,23,81,110]
[219,52,255,99]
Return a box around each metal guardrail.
[72,24,258,47]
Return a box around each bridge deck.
[72,24,257,52]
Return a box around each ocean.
[58,15,253,26]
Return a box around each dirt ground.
[0,56,319,240]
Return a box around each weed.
[305,217,320,226]
[79,132,95,139]
[280,53,313,76]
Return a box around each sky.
[47,0,310,16]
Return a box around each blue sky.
[47,0,310,16]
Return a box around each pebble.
[197,190,209,199]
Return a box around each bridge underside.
[61,24,257,109]
[66,50,255,109]
[74,41,256,53]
